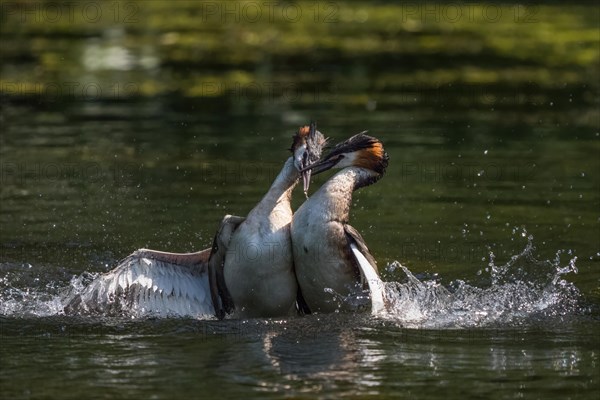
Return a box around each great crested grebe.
[223,123,326,317]
[64,124,326,319]
[291,133,389,314]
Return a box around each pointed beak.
[302,169,312,195]
[300,157,339,176]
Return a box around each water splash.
[0,236,584,326]
[380,236,581,328]
[0,264,73,317]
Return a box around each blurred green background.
[0,0,598,298]
[1,1,598,111]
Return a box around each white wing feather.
[65,254,215,319]
[349,242,386,315]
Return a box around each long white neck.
[305,167,377,223]
[246,157,298,223]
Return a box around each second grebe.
[291,133,389,314]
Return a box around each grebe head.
[301,132,389,177]
[290,122,328,193]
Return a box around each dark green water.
[1,315,597,399]
[1,1,599,399]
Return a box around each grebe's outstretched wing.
[344,224,386,315]
[64,215,245,319]
[63,249,214,318]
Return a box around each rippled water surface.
[1,1,599,399]
[1,314,597,399]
